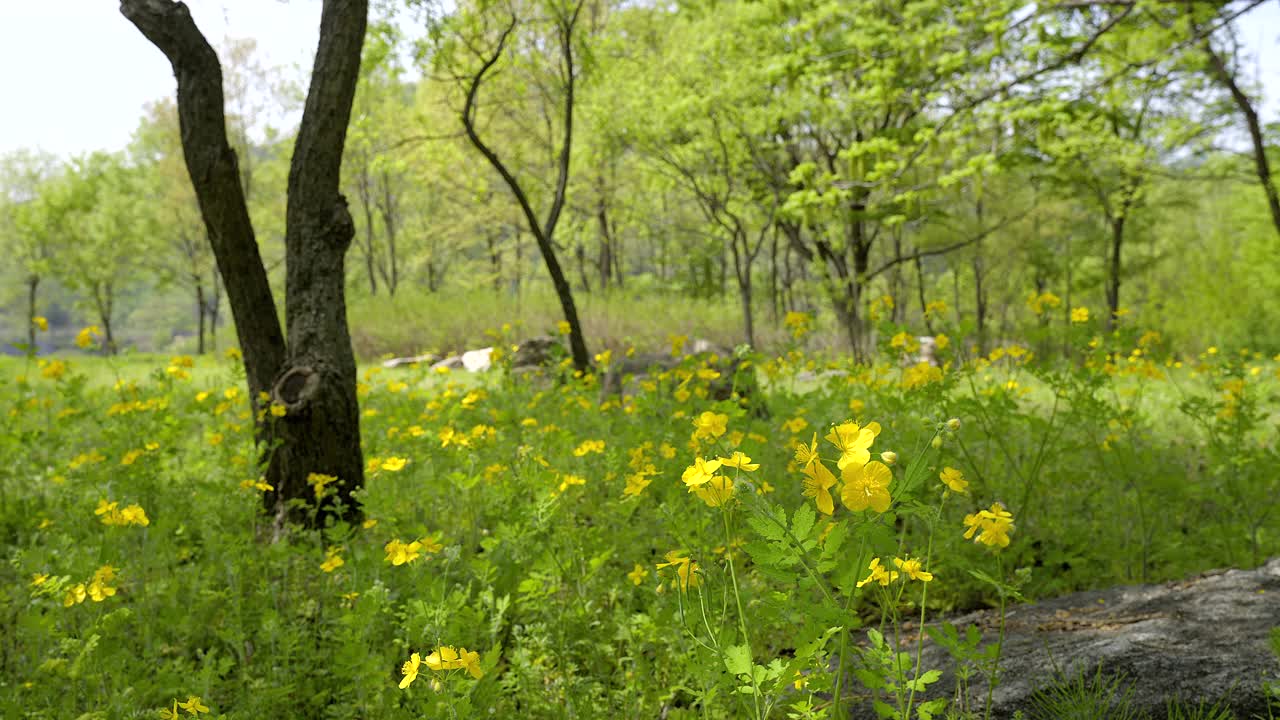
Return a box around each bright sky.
[0,1,1276,159]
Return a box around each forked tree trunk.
[122,0,367,528]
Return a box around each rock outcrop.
[854,558,1280,718]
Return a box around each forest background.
[2,0,1280,362]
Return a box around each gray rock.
[854,558,1280,718]
[381,353,438,369]
[430,354,465,371]
[511,336,561,368]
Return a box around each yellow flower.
[320,548,345,573]
[424,645,459,672]
[656,550,699,591]
[556,320,571,335]
[556,473,587,494]
[825,421,881,470]
[782,416,808,434]
[840,461,892,513]
[30,573,49,587]
[963,502,1015,548]
[793,432,820,469]
[457,647,483,679]
[418,533,443,554]
[308,472,338,498]
[691,411,728,440]
[33,315,48,331]
[120,449,143,466]
[207,433,224,447]
[63,583,86,607]
[384,539,423,566]
[380,457,408,472]
[940,466,968,494]
[801,460,838,515]
[856,557,899,588]
[120,504,149,526]
[623,472,654,497]
[693,476,735,507]
[627,563,649,586]
[160,700,180,720]
[1070,307,1090,323]
[399,652,422,689]
[893,556,934,582]
[39,359,67,380]
[681,457,723,489]
[716,451,759,472]
[573,439,606,456]
[178,695,209,715]
[74,325,101,349]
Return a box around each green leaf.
[905,669,942,691]
[724,643,753,676]
[791,503,816,541]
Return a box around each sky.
[0,1,1277,160]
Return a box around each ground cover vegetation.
[1,319,1278,718]
[2,0,1280,716]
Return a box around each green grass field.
[1,324,1277,718]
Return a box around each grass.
[1,319,1277,718]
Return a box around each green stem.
[724,510,763,720]
[983,555,1007,720]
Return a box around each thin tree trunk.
[196,279,206,355]
[914,255,934,335]
[356,166,378,295]
[1202,35,1280,241]
[1106,214,1125,332]
[26,275,39,351]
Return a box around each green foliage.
[2,326,1276,716]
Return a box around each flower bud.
[945,418,961,432]
[880,451,898,466]
[931,436,943,450]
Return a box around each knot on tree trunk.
[271,365,320,415]
[330,195,355,250]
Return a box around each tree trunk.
[459,9,590,371]
[914,255,934,335]
[209,269,222,351]
[1203,36,1280,241]
[378,170,399,295]
[195,279,206,355]
[122,0,368,528]
[26,274,39,352]
[1106,214,1125,332]
[93,281,117,355]
[356,166,378,295]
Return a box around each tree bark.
[1202,33,1280,241]
[122,0,367,527]
[1106,214,1125,331]
[26,275,39,352]
[195,279,206,355]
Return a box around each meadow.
[1,314,1278,719]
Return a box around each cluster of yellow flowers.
[384,535,442,566]
[623,443,662,497]
[63,564,119,607]
[400,646,484,688]
[797,421,888,515]
[656,550,700,591]
[856,556,934,587]
[94,499,150,527]
[784,311,813,339]
[74,325,101,349]
[963,502,1015,548]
